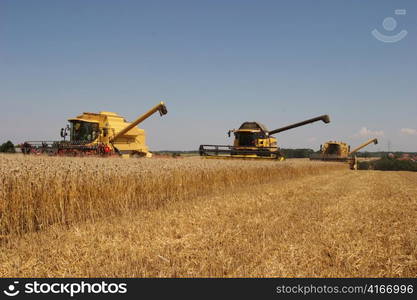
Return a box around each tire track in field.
[258,170,417,277]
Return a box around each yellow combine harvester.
[22,102,168,157]
[199,114,330,160]
[310,138,378,169]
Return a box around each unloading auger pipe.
[268,114,330,136]
[349,138,378,155]
[110,101,168,142]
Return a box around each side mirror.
[320,144,322,151]
[60,128,65,138]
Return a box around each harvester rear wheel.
[349,156,358,170]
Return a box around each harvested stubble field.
[0,154,416,277]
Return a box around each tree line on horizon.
[0,141,16,153]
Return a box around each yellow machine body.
[199,115,330,160]
[319,141,351,160]
[232,130,278,148]
[63,102,167,157]
[68,111,149,155]
[311,138,378,169]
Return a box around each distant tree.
[280,148,314,158]
[358,157,417,172]
[0,141,16,153]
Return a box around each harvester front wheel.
[131,151,147,158]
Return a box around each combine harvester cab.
[22,102,168,158]
[199,114,330,160]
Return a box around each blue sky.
[1,0,416,151]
